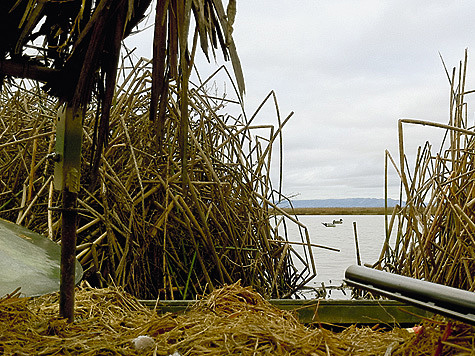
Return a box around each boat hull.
[141,299,432,326]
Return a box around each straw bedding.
[1,282,473,355]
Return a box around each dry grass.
[0,60,319,300]
[277,207,393,215]
[1,282,473,355]
[378,51,475,291]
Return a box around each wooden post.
[59,189,78,322]
[54,104,83,322]
[353,221,362,266]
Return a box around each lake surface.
[275,215,392,299]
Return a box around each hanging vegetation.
[0,0,245,181]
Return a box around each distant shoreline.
[276,207,395,215]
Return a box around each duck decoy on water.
[333,218,343,224]
[322,222,336,227]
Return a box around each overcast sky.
[126,1,475,201]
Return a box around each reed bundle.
[379,51,475,291]
[1,281,472,355]
[0,59,316,299]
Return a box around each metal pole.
[344,265,475,325]
[59,190,78,322]
[54,103,83,322]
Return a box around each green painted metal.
[0,218,82,297]
[269,299,431,325]
[54,104,83,193]
[140,299,432,326]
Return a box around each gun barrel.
[344,265,475,325]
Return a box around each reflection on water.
[275,215,393,299]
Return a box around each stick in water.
[353,221,362,266]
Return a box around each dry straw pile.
[377,52,475,292]
[1,282,473,355]
[0,59,316,300]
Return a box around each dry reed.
[0,59,318,300]
[378,50,475,291]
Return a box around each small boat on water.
[322,222,336,227]
[333,218,343,224]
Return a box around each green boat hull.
[141,299,432,326]
[0,218,82,297]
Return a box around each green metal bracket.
[54,104,83,193]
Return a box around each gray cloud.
[126,1,475,200]
[227,1,475,200]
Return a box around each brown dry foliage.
[0,62,315,300]
[379,52,475,292]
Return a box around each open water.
[275,215,393,299]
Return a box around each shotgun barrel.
[344,265,475,325]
